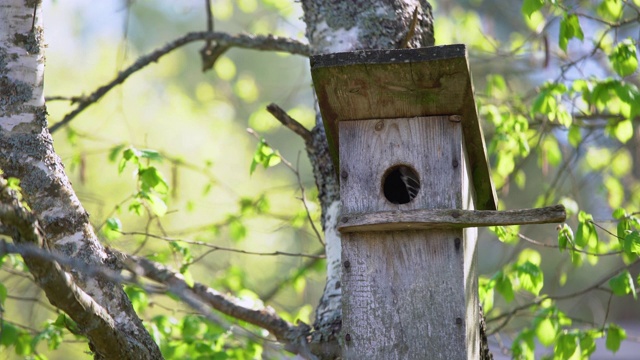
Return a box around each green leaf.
[124,285,149,313]
[579,330,601,357]
[119,147,140,173]
[229,218,247,242]
[559,14,584,52]
[491,225,520,244]
[0,282,6,305]
[609,270,636,298]
[609,39,638,77]
[102,217,122,240]
[623,231,640,256]
[181,268,195,288]
[567,125,581,147]
[611,119,634,143]
[108,144,126,162]
[494,271,515,302]
[558,224,574,251]
[0,323,19,347]
[575,211,597,247]
[139,149,163,162]
[535,318,557,346]
[598,0,624,21]
[139,166,169,194]
[479,277,495,312]
[554,332,579,359]
[140,192,167,217]
[606,324,626,353]
[522,0,545,18]
[613,208,627,220]
[515,261,544,295]
[512,328,535,360]
[250,140,281,175]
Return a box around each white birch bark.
[0,1,162,358]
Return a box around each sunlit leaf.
[535,318,557,346]
[521,0,545,19]
[493,271,515,302]
[139,166,169,194]
[598,0,624,21]
[606,324,626,353]
[609,39,638,77]
[559,14,584,52]
[102,217,122,240]
[515,261,544,295]
[558,224,573,251]
[609,270,636,298]
[554,332,579,359]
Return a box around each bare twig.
[49,32,310,133]
[487,258,640,334]
[295,153,325,247]
[518,233,622,256]
[266,103,313,143]
[120,231,325,259]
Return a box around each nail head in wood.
[345,333,352,342]
[341,169,349,180]
[454,238,461,250]
[344,260,351,269]
[452,159,459,168]
[455,317,462,325]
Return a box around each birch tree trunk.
[0,1,162,358]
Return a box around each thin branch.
[120,231,325,259]
[295,153,325,247]
[116,250,318,359]
[49,32,310,133]
[518,233,622,256]
[261,249,324,302]
[487,258,640,334]
[266,103,313,143]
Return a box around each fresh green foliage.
[558,14,584,52]
[250,138,281,175]
[4,0,640,359]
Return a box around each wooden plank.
[339,205,567,233]
[311,45,497,210]
[339,116,462,214]
[339,116,478,359]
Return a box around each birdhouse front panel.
[339,116,464,215]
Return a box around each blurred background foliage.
[1,0,640,359]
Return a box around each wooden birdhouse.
[311,45,496,359]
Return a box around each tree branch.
[267,103,314,144]
[49,32,310,133]
[0,180,157,359]
[114,250,318,359]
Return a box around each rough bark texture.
[300,0,435,357]
[0,1,162,358]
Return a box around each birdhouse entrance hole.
[382,165,420,205]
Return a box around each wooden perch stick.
[338,204,566,233]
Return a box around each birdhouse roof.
[310,45,497,210]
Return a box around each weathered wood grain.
[339,205,566,233]
[339,116,478,359]
[310,45,497,210]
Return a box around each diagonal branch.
[114,250,318,359]
[49,32,310,133]
[0,180,157,359]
